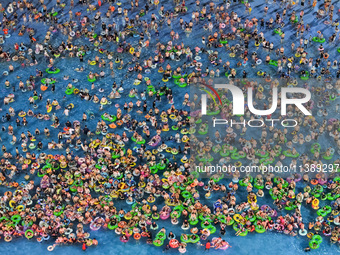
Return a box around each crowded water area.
[0,0,339,254]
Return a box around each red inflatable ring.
[133,233,141,240]
[169,239,179,248]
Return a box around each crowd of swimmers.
[0,0,340,253]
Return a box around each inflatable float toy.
[300,71,309,80]
[312,37,326,43]
[268,60,278,66]
[45,67,60,74]
[232,223,248,236]
[309,234,323,249]
[101,114,117,122]
[88,76,96,82]
[180,234,200,243]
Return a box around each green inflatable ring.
[25,229,34,239]
[46,68,60,74]
[255,223,266,233]
[108,222,118,230]
[88,76,96,82]
[65,88,74,95]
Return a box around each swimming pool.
[0,0,339,254]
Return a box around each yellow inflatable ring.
[130,47,135,54]
[17,205,24,212]
[181,137,189,143]
[90,61,96,65]
[139,182,146,188]
[233,214,243,222]
[120,157,127,164]
[9,200,16,208]
[307,232,313,239]
[332,210,339,216]
[24,159,31,165]
[169,114,176,119]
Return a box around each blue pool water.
[0,0,339,254]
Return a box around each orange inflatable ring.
[311,179,318,185]
[190,228,198,234]
[141,232,148,237]
[118,221,127,228]
[213,185,220,191]
[134,233,141,240]
[116,120,123,126]
[4,191,12,197]
[41,85,48,91]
